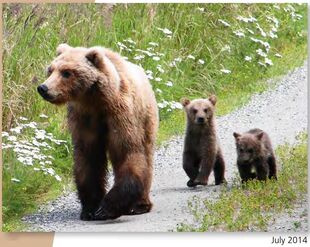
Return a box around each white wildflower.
[157,27,172,35]
[133,55,145,60]
[123,38,136,45]
[273,4,280,10]
[170,102,183,110]
[10,126,23,134]
[155,77,162,82]
[152,56,160,61]
[174,57,182,62]
[220,69,231,74]
[46,168,55,175]
[258,61,266,67]
[7,136,17,142]
[256,24,266,37]
[265,57,273,66]
[246,28,254,35]
[155,88,162,94]
[2,131,9,137]
[275,53,282,58]
[256,49,267,58]
[55,175,62,181]
[245,56,252,61]
[197,7,204,12]
[19,117,28,121]
[221,45,231,52]
[233,30,245,38]
[11,178,20,183]
[148,42,159,47]
[218,19,231,27]
[156,65,165,73]
[166,81,173,87]
[198,59,205,64]
[187,54,195,60]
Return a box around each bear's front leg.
[94,153,146,220]
[73,139,108,221]
[193,154,216,186]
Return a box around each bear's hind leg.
[94,154,145,220]
[213,150,226,185]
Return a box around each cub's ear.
[233,132,241,140]
[181,98,191,107]
[86,48,104,70]
[208,94,217,106]
[56,43,71,56]
[256,132,264,140]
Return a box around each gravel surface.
[23,63,307,232]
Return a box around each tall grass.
[2,3,307,231]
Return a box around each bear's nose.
[197,117,205,123]
[37,84,48,96]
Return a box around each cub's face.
[37,44,103,105]
[181,95,217,125]
[233,132,263,162]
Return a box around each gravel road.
[23,62,307,232]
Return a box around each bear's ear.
[256,132,264,140]
[56,43,71,56]
[233,132,241,140]
[208,94,217,106]
[86,48,104,70]
[181,98,191,107]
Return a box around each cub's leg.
[213,149,226,185]
[255,161,268,181]
[183,152,200,187]
[267,154,277,180]
[238,163,256,183]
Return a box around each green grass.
[177,133,308,232]
[2,3,307,231]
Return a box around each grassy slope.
[177,133,308,232]
[2,3,307,231]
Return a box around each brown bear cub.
[233,128,277,183]
[181,95,226,187]
[37,44,158,221]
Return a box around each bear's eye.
[61,70,71,78]
[204,108,208,113]
[47,66,53,76]
[192,109,198,114]
[239,148,244,152]
[248,148,253,153]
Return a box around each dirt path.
[24,63,307,232]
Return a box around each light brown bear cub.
[181,95,226,187]
[37,44,158,221]
[233,128,277,183]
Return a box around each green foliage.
[177,134,308,232]
[2,3,307,231]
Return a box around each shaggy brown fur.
[233,128,277,183]
[38,44,158,221]
[181,96,226,187]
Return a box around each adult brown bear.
[37,44,158,221]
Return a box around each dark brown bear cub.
[181,95,226,187]
[233,128,277,183]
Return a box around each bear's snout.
[196,117,205,124]
[37,84,49,98]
